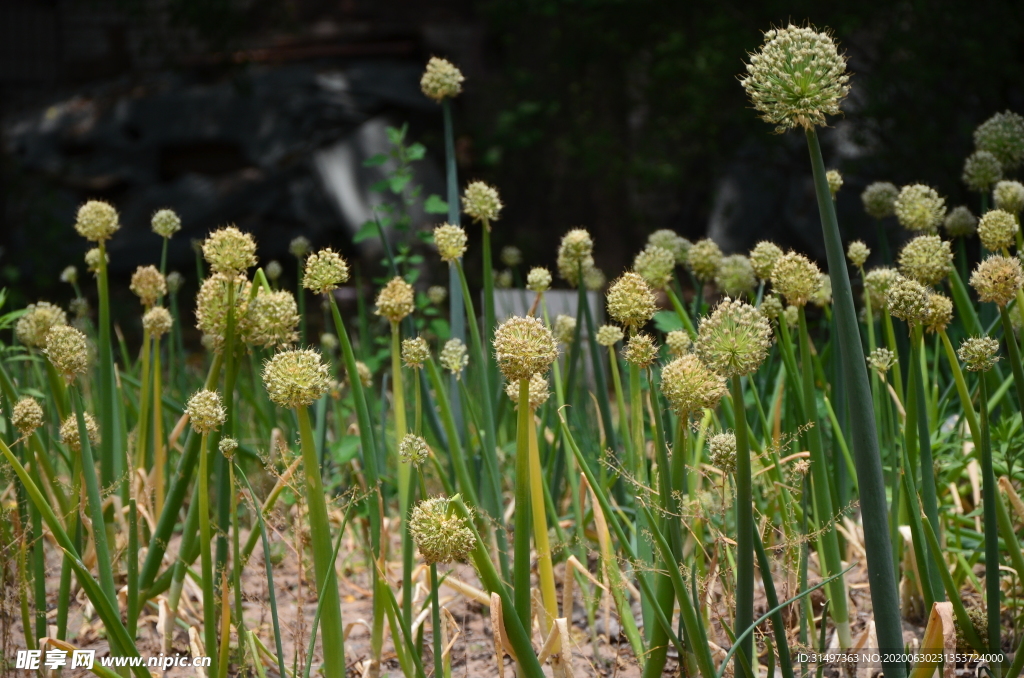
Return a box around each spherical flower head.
[500,245,523,267]
[166,271,184,294]
[922,293,953,334]
[60,412,99,452]
[354,361,373,388]
[60,266,78,285]
[648,230,691,265]
[12,397,44,436]
[185,389,226,434]
[143,306,174,337]
[963,150,1003,193]
[826,169,843,197]
[708,433,738,474]
[265,260,283,282]
[375,277,415,323]
[320,333,338,352]
[770,251,821,307]
[505,372,551,410]
[130,265,167,307]
[427,285,448,305]
[195,273,251,352]
[633,245,676,290]
[595,324,624,347]
[553,314,576,344]
[687,238,723,282]
[84,247,106,274]
[783,305,799,329]
[715,254,757,297]
[885,274,930,323]
[420,57,465,102]
[409,496,475,564]
[944,206,978,238]
[867,347,896,375]
[760,294,784,320]
[862,182,899,220]
[993,180,1024,214]
[583,266,606,291]
[864,267,898,311]
[749,241,783,280]
[660,354,726,416]
[974,111,1024,169]
[493,315,558,382]
[894,184,946,232]
[898,235,953,286]
[431,223,468,264]
[606,271,657,330]
[495,269,513,289]
[557,229,595,287]
[695,298,772,378]
[75,200,120,242]
[44,325,89,382]
[218,437,239,458]
[526,267,552,293]
[958,337,1001,372]
[439,338,469,378]
[462,181,502,225]
[16,301,67,348]
[151,208,182,238]
[665,329,692,356]
[970,254,1024,307]
[810,273,832,307]
[740,24,850,132]
[847,240,870,268]
[978,209,1019,251]
[240,289,300,348]
[402,337,430,369]
[262,349,331,409]
[289,236,311,259]
[303,248,350,295]
[399,434,430,467]
[622,332,658,368]
[203,226,257,275]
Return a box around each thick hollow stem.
[731,374,755,676]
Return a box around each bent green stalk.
[805,127,903,678]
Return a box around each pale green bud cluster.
[810,273,832,307]
[130,265,166,307]
[462,182,502,224]
[375,277,415,323]
[687,238,723,282]
[708,432,738,474]
[978,209,1018,251]
[740,24,850,132]
[770,251,821,307]
[958,337,1001,372]
[494,269,513,289]
[660,354,726,417]
[185,389,226,434]
[420,58,465,102]
[60,265,77,285]
[501,246,523,267]
[846,241,870,268]
[427,285,447,305]
[151,208,182,238]
[994,180,1024,214]
[665,330,692,356]
[715,254,756,297]
[289,236,311,259]
[303,248,350,294]
[75,200,120,242]
[493,316,558,382]
[402,337,430,369]
[944,206,978,238]
[195,273,251,352]
[320,333,338,352]
[353,361,373,388]
[265,260,283,282]
[760,295,784,320]
[12,397,44,436]
[783,305,799,329]
[826,169,843,197]
[219,437,239,458]
[633,244,676,290]
[898,235,952,286]
[894,184,946,232]
[203,226,257,275]
[922,293,953,334]
[861,182,899,219]
[583,266,606,291]
[622,332,658,368]
[241,289,300,348]
[557,229,595,287]
[962,150,1003,192]
[648,229,691,265]
[262,349,331,409]
[885,274,929,323]
[433,223,468,263]
[749,241,783,280]
[166,271,184,294]
[864,266,898,311]
[867,348,896,375]
[526,267,552,293]
[439,338,469,378]
[505,372,551,410]
[970,254,1024,307]
[553,314,576,344]
[16,301,67,348]
[45,325,89,381]
[408,496,475,564]
[695,297,772,378]
[399,434,429,467]
[143,306,174,337]
[595,324,624,347]
[606,271,657,330]
[60,412,100,452]
[974,111,1024,169]
[84,247,106,273]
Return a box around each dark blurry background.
[2,0,1023,309]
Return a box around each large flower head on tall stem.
[75,200,120,242]
[660,354,726,417]
[974,111,1024,170]
[898,235,952,286]
[944,207,978,239]
[302,248,350,295]
[687,238,723,282]
[715,254,757,297]
[44,325,89,383]
[648,229,691,265]
[493,315,558,382]
[963,151,1003,193]
[749,241,783,280]
[409,496,475,564]
[970,255,1024,307]
[262,349,331,410]
[606,271,657,331]
[12,397,44,437]
[434,224,468,263]
[60,412,100,452]
[633,244,675,290]
[861,182,899,220]
[202,226,257,275]
[151,209,182,239]
[958,337,1001,372]
[420,58,464,103]
[885,274,930,324]
[16,302,67,348]
[375,277,415,324]
[240,289,300,348]
[770,251,821,307]
[740,24,850,132]
[195,273,251,352]
[994,180,1024,215]
[130,265,166,307]
[462,182,502,227]
[557,228,595,287]
[185,389,226,435]
[894,185,946,233]
[695,298,772,378]
[977,210,1018,252]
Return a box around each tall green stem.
[731,374,755,676]
[513,378,533,632]
[978,375,1001,655]
[198,432,217,676]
